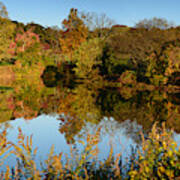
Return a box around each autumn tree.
[0,2,16,63]
[102,27,178,82]
[59,8,88,60]
[13,29,40,53]
[25,23,61,52]
[9,29,42,66]
[146,40,180,85]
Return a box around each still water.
[0,75,180,168]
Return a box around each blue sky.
[3,0,180,28]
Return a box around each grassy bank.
[0,123,180,179]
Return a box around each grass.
[0,123,180,179]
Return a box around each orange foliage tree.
[59,8,88,61]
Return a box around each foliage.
[0,17,16,63]
[0,5,178,88]
[10,29,43,67]
[73,38,103,81]
[118,70,137,86]
[0,123,180,179]
[59,8,88,60]
[97,88,180,135]
[129,123,180,179]
[13,29,40,53]
[102,26,180,86]
[0,125,12,166]
[0,70,179,141]
[145,40,180,86]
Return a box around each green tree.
[0,18,16,63]
[0,2,16,63]
[73,38,103,81]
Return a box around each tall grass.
[0,123,180,179]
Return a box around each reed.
[0,123,180,179]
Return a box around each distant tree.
[0,1,8,18]
[135,17,174,30]
[80,11,115,30]
[80,11,115,38]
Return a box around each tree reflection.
[0,73,179,144]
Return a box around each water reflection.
[0,72,179,165]
[4,115,139,169]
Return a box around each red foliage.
[10,29,40,55]
[42,43,50,50]
[112,24,128,28]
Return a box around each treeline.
[0,2,180,87]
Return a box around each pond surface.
[0,76,180,168]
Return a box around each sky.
[3,0,180,28]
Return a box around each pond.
[0,75,180,169]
